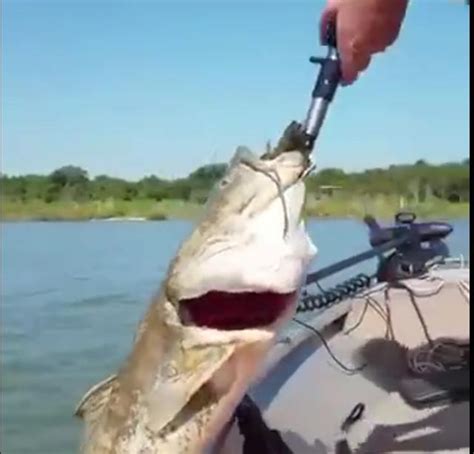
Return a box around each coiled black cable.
[297,273,372,313]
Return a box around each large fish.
[75,140,317,453]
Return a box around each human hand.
[320,0,408,85]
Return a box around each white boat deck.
[220,271,470,453]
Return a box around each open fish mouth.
[180,290,297,330]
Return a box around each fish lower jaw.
[178,289,298,331]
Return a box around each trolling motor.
[365,212,453,282]
[298,213,454,313]
[270,22,341,156]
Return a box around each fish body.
[75,145,317,453]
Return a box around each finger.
[351,37,372,80]
[341,37,372,84]
[319,6,337,44]
[340,56,359,85]
[337,27,362,84]
[354,54,371,74]
[384,15,405,46]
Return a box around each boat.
[218,212,470,453]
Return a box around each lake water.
[1,218,469,453]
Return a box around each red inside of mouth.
[180,290,296,330]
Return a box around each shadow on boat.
[354,402,470,453]
[354,338,410,393]
[350,338,470,453]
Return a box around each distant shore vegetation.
[0,158,469,221]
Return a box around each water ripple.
[70,292,132,308]
[2,288,58,302]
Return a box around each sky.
[1,0,470,180]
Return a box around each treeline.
[0,158,469,204]
[305,159,470,203]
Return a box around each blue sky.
[1,0,470,180]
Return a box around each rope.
[400,283,434,346]
[397,271,470,374]
[408,338,469,374]
[343,300,369,335]
[292,318,366,374]
[382,289,395,340]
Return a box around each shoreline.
[1,198,469,223]
[1,213,470,223]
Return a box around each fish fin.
[147,343,234,432]
[74,374,118,423]
[146,326,273,433]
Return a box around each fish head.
[166,145,317,331]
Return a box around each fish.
[74,141,318,454]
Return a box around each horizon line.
[0,156,469,182]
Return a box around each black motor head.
[367,212,453,248]
[370,212,454,283]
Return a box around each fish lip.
[178,283,301,301]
